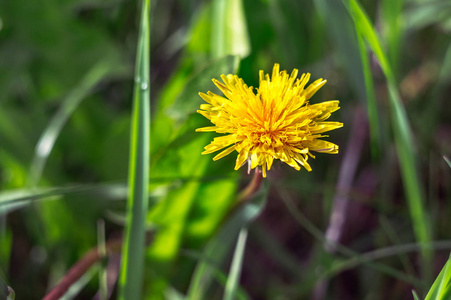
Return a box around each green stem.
[118,0,151,298]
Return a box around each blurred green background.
[0,0,451,299]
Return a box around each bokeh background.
[0,0,451,299]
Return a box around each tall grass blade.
[118,0,151,298]
[223,227,248,300]
[344,0,431,272]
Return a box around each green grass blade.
[118,0,151,298]
[345,0,431,269]
[223,227,248,300]
[29,58,117,187]
[425,253,451,300]
[211,0,250,58]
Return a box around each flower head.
[196,63,343,177]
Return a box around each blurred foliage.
[0,0,450,299]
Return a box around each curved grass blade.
[223,227,248,300]
[344,0,431,273]
[118,0,151,298]
[29,57,119,186]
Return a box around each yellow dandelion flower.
[196,63,343,178]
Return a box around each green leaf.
[211,0,251,58]
[118,0,151,298]
[186,3,212,56]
